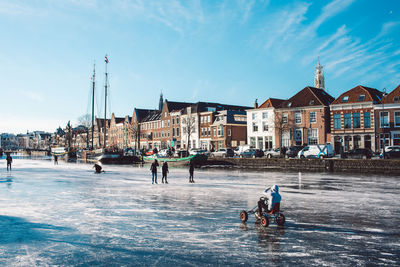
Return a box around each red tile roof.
[331,85,383,105]
[280,86,334,108]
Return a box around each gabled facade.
[180,102,250,150]
[374,85,400,149]
[330,85,383,153]
[276,86,334,148]
[247,98,285,150]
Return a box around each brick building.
[276,86,334,148]
[330,85,383,153]
[374,85,400,149]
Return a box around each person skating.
[189,160,194,183]
[162,161,169,183]
[150,159,159,184]
[257,185,282,218]
[6,154,12,171]
[93,162,104,173]
[54,155,58,165]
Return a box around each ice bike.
[240,201,285,227]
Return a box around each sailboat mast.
[104,55,109,148]
[91,62,95,150]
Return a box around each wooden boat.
[143,154,207,166]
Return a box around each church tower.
[314,58,325,90]
[159,92,164,111]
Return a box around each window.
[380,111,389,128]
[252,113,256,120]
[252,122,258,132]
[263,122,268,132]
[228,129,231,136]
[333,114,341,129]
[358,94,365,101]
[342,96,349,103]
[167,120,170,127]
[213,128,216,136]
[172,118,175,125]
[218,126,224,136]
[344,113,351,128]
[309,99,315,105]
[250,137,256,147]
[309,112,316,123]
[282,113,288,124]
[395,111,400,127]
[394,96,400,103]
[353,113,360,128]
[262,112,268,119]
[172,128,175,136]
[176,128,179,136]
[364,112,371,128]
[201,128,204,136]
[208,116,210,123]
[287,102,292,107]
[307,129,318,145]
[176,118,179,124]
[295,112,302,124]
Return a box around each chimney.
[254,99,258,108]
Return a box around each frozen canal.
[0,159,399,266]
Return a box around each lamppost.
[382,88,387,159]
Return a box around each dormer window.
[341,96,349,103]
[287,102,292,107]
[309,99,314,105]
[358,94,365,101]
[394,96,399,103]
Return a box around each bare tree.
[182,114,196,150]
[78,114,91,148]
[274,112,294,150]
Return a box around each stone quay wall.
[200,158,400,175]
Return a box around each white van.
[298,144,334,159]
[234,145,251,156]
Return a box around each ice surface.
[0,159,399,266]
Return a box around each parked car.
[380,147,400,159]
[382,145,400,153]
[211,148,234,158]
[343,148,373,159]
[234,145,251,156]
[264,148,281,158]
[189,148,203,155]
[240,149,264,158]
[285,146,304,158]
[157,149,170,157]
[298,144,334,159]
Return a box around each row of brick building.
[61,61,400,154]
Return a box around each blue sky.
[0,0,399,133]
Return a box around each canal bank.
[200,158,400,175]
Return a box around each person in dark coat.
[93,162,103,173]
[54,155,58,165]
[189,160,194,183]
[150,159,159,184]
[6,154,12,171]
[162,161,169,183]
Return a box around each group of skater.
[150,159,195,184]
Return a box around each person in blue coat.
[257,185,282,217]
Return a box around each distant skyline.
[1,0,399,134]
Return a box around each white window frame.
[262,112,268,119]
[309,112,316,123]
[282,113,288,124]
[395,111,400,127]
[380,111,390,128]
[295,112,302,124]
